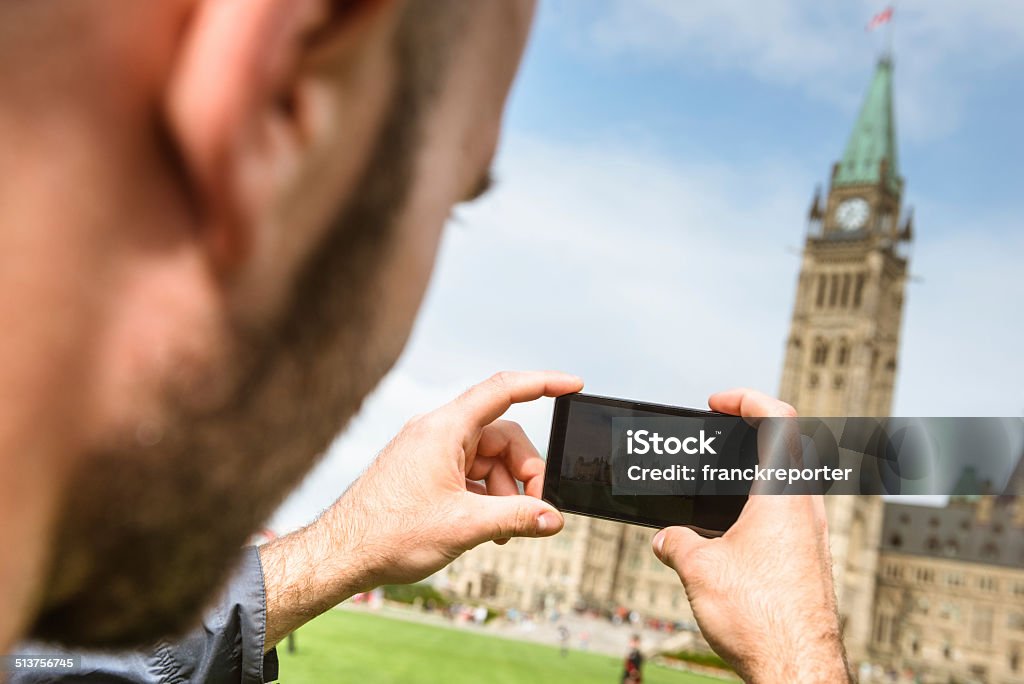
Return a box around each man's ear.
[165,0,398,275]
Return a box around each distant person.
[1,0,850,682]
[621,634,644,684]
[558,625,571,657]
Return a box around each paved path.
[339,602,699,661]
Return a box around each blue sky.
[272,1,1024,531]
[509,1,1024,232]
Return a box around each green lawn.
[277,609,722,684]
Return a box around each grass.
[277,609,723,684]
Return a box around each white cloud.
[272,131,1024,531]
[554,0,1024,142]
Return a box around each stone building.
[777,55,912,665]
[445,57,1023,683]
[871,499,1024,683]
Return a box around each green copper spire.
[834,57,902,194]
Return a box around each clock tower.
[778,57,914,664]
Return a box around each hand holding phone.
[542,393,750,536]
[652,388,849,683]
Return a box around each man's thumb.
[474,495,564,542]
[653,526,706,573]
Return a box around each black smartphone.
[542,392,749,537]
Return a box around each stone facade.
[870,500,1024,683]
[777,57,912,666]
[445,58,1023,684]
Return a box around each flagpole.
[887,2,896,61]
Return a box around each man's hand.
[261,370,582,648]
[652,389,850,684]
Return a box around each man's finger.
[653,526,709,576]
[463,492,564,546]
[708,388,797,419]
[710,388,801,494]
[449,371,583,430]
[482,459,520,498]
[471,420,545,498]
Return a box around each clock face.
[835,198,870,231]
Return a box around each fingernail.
[538,512,558,533]
[653,531,666,556]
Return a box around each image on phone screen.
[543,393,749,537]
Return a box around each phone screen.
[542,393,748,536]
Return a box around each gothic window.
[840,273,852,307]
[833,375,845,390]
[808,372,819,389]
[1009,612,1024,631]
[889,533,902,548]
[829,273,840,307]
[886,358,897,372]
[816,274,826,308]
[973,607,994,643]
[874,614,892,645]
[813,339,829,365]
[837,339,850,365]
[853,273,866,307]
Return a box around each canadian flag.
[867,7,894,31]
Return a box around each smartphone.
[542,392,749,537]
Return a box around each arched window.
[837,339,850,365]
[813,339,829,365]
[853,273,867,308]
[816,275,827,308]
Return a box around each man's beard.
[28,52,428,650]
